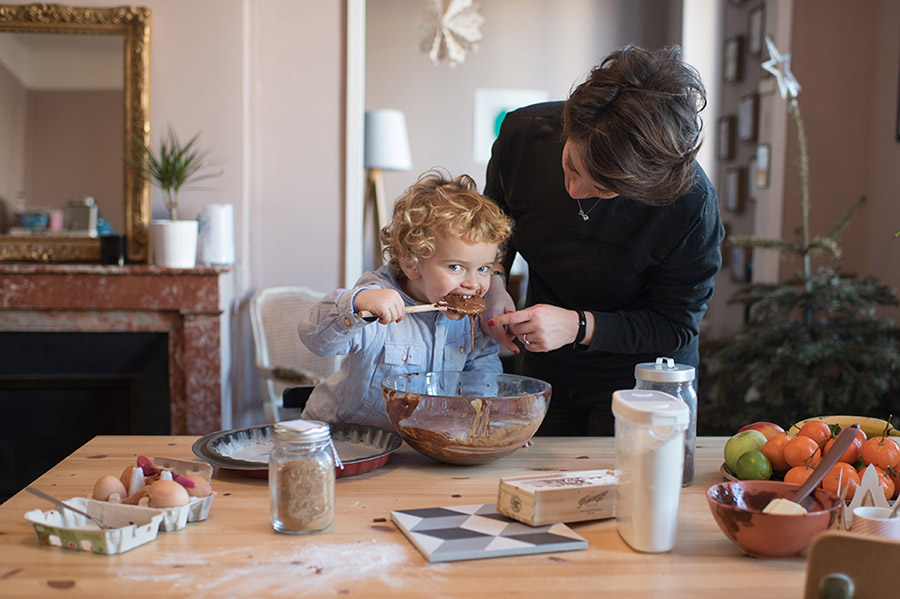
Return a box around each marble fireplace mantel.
[0,264,232,434]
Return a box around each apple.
[724,429,768,472]
[738,421,786,441]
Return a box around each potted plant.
[130,127,221,267]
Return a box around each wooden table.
[0,437,810,598]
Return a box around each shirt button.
[343,317,352,326]
[401,353,408,361]
[459,346,465,354]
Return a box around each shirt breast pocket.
[442,333,470,371]
[383,340,426,367]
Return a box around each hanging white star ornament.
[418,0,485,67]
[761,36,801,99]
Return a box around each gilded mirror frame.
[0,4,150,263]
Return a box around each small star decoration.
[762,36,802,99]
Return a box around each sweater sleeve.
[297,286,381,357]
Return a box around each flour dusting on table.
[114,540,440,597]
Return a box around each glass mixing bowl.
[381,371,552,465]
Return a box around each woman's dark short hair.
[562,45,707,206]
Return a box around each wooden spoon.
[357,303,448,321]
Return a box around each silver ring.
[522,334,531,345]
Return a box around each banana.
[788,415,897,439]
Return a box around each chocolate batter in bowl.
[381,371,552,465]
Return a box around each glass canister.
[634,357,697,487]
[612,389,689,553]
[269,419,336,534]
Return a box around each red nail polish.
[488,320,494,326]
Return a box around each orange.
[823,434,863,465]
[784,435,821,469]
[762,433,793,472]
[874,466,896,501]
[887,466,900,500]
[797,420,832,447]
[784,465,814,487]
[861,436,900,470]
[821,462,860,500]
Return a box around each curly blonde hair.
[380,169,513,280]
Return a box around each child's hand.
[355,289,405,324]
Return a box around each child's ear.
[399,256,421,280]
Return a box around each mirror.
[0,3,150,263]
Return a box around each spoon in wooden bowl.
[763,424,861,514]
[790,424,861,505]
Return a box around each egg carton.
[24,497,163,555]
[127,493,216,532]
[119,456,216,531]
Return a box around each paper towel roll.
[199,203,235,265]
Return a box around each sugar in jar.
[269,419,336,534]
[634,357,697,487]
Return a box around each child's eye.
[477,265,491,273]
[448,264,462,272]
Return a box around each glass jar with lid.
[269,419,336,534]
[634,357,697,487]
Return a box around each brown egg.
[119,464,133,488]
[92,475,127,501]
[147,479,190,508]
[182,475,213,498]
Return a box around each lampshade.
[364,109,412,171]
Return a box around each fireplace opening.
[0,332,169,502]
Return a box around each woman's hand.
[489,304,588,352]
[354,289,405,324]
[480,275,519,353]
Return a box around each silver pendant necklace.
[576,198,601,221]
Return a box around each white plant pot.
[151,219,198,268]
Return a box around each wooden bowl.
[706,480,842,558]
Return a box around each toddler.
[298,169,514,431]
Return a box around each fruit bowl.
[381,371,551,465]
[707,481,842,558]
[789,415,898,438]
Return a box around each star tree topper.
[762,36,802,99]
[418,0,485,67]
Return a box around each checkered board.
[390,503,587,563]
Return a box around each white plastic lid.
[611,389,689,426]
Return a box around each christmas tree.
[701,38,900,433]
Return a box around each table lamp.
[364,109,412,265]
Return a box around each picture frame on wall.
[747,158,757,201]
[725,167,746,213]
[731,246,751,284]
[724,36,744,83]
[896,60,900,141]
[737,94,759,142]
[747,4,765,57]
[718,115,736,160]
[755,144,771,189]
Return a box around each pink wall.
[0,59,27,228]
[27,90,123,231]
[785,0,900,319]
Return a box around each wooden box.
[497,469,617,526]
